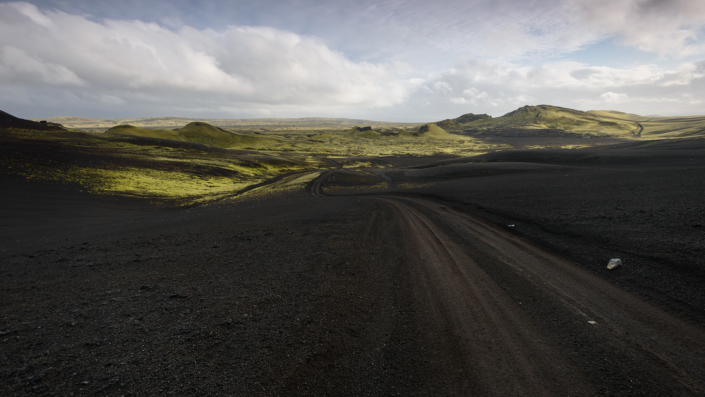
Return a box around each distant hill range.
[346,124,468,140]
[435,105,705,138]
[14,104,705,139]
[30,116,418,130]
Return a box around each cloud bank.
[0,2,411,117]
[0,1,704,119]
[385,59,705,120]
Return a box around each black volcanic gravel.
[2,139,705,395]
[393,145,705,322]
[1,187,437,396]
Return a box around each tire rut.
[375,197,592,396]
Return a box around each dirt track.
[306,168,705,395]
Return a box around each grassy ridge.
[587,110,653,122]
[498,105,637,135]
[418,123,469,140]
[0,125,327,205]
[637,116,705,137]
[586,111,705,137]
[438,105,639,137]
[107,122,286,150]
[438,105,705,138]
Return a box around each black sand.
[2,138,705,396]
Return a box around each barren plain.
[2,108,705,396]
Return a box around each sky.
[0,0,704,121]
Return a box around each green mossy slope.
[107,122,284,149]
[439,105,641,137]
[417,124,468,140]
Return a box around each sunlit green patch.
[340,161,377,168]
[0,127,329,205]
[13,164,264,204]
[74,167,257,199]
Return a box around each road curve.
[309,169,705,395]
[308,169,338,197]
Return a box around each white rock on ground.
[607,258,622,270]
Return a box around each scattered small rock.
[169,293,188,299]
[607,258,622,270]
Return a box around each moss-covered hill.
[438,105,642,137]
[106,122,285,150]
[1,112,327,205]
[417,123,469,140]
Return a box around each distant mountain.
[106,122,285,149]
[33,116,418,130]
[438,105,640,137]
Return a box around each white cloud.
[21,1,704,64]
[0,46,84,86]
[1,1,704,119]
[462,88,480,97]
[388,58,705,120]
[567,0,705,57]
[0,2,411,114]
[433,81,452,93]
[312,0,705,63]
